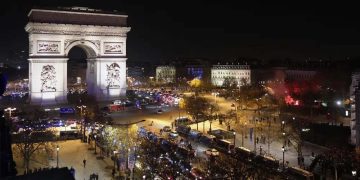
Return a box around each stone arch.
[26,7,130,105]
[64,40,99,58]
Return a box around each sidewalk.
[14,140,116,180]
[188,120,328,168]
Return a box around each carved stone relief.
[104,42,123,54]
[37,41,60,53]
[41,65,57,92]
[105,63,121,88]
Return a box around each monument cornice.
[25,22,131,36]
[28,57,69,63]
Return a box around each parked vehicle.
[188,129,203,140]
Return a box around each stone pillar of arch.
[25,8,130,105]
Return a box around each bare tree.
[13,130,55,172]
[12,106,56,172]
[184,96,209,130]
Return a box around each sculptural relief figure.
[40,65,57,92]
[105,63,121,88]
[104,42,122,53]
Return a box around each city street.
[108,93,329,168]
[11,93,329,179]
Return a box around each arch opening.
[66,44,97,103]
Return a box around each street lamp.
[233,131,236,147]
[282,146,285,169]
[77,105,87,142]
[94,135,97,154]
[282,132,286,146]
[212,92,219,103]
[242,122,246,147]
[4,107,16,118]
[56,145,59,168]
[231,103,238,124]
[352,170,357,177]
[113,150,117,170]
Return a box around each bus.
[286,166,314,180]
[215,139,234,154]
[255,154,279,169]
[234,146,254,160]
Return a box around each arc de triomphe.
[25,7,130,105]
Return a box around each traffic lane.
[110,105,179,125]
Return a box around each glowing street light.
[4,107,16,118]
[113,150,117,170]
[56,145,59,168]
[336,100,342,106]
[212,92,219,103]
[94,135,97,154]
[233,131,236,147]
[77,105,87,142]
[282,146,285,169]
[352,170,357,177]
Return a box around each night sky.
[1,1,360,65]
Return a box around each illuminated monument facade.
[25,7,130,105]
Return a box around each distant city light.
[336,100,341,106]
[17,66,21,69]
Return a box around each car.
[189,129,203,139]
[190,167,207,179]
[174,117,192,126]
[205,148,219,156]
[168,131,179,138]
[162,126,171,132]
[199,134,216,147]
[102,112,111,117]
[157,109,163,114]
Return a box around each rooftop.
[28,7,127,27]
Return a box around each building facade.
[156,66,176,83]
[350,72,360,147]
[285,69,317,81]
[211,64,251,87]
